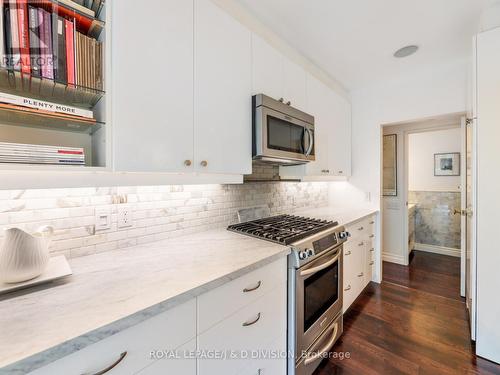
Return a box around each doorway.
[380,113,478,340]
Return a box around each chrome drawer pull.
[304,322,339,365]
[369,261,375,265]
[358,241,364,246]
[344,285,351,291]
[357,272,364,277]
[242,312,261,327]
[370,248,375,252]
[85,351,127,375]
[369,221,375,224]
[345,250,352,256]
[369,234,375,238]
[243,281,262,293]
[358,226,364,231]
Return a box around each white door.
[476,27,500,363]
[251,34,284,100]
[113,0,194,172]
[194,0,252,175]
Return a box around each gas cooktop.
[227,214,338,245]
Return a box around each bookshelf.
[0,0,109,169]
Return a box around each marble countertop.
[294,205,379,226]
[0,229,289,373]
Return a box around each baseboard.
[382,253,407,265]
[413,243,460,257]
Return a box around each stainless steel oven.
[252,94,315,165]
[288,226,348,375]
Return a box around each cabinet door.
[283,58,307,112]
[327,91,352,177]
[194,0,252,175]
[113,0,194,172]
[304,74,330,175]
[251,34,284,100]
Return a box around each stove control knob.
[338,231,351,240]
[298,251,308,260]
[306,248,314,257]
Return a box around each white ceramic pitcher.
[0,225,54,284]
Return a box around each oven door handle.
[304,128,314,157]
[304,322,339,365]
[300,250,341,277]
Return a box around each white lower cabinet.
[137,339,196,375]
[342,214,377,312]
[198,284,286,375]
[30,299,197,375]
[29,258,287,375]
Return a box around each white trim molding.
[414,243,461,257]
[382,252,407,265]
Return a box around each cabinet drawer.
[138,339,196,375]
[198,257,286,333]
[30,299,196,375]
[238,336,286,375]
[346,215,375,240]
[198,284,286,375]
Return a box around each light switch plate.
[95,209,111,231]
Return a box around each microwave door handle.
[300,249,340,277]
[305,128,314,156]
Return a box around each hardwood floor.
[314,250,500,375]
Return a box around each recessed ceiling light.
[394,45,419,58]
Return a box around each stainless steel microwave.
[252,94,315,165]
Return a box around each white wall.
[408,128,462,192]
[349,58,469,207]
[347,58,468,265]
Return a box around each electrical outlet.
[117,206,133,228]
[95,209,111,231]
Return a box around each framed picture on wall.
[434,152,460,176]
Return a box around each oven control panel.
[312,232,338,254]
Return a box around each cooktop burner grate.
[227,214,338,245]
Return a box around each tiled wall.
[409,191,461,249]
[0,182,329,259]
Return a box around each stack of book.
[0,141,85,165]
[0,0,104,90]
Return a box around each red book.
[16,0,31,74]
[65,19,75,85]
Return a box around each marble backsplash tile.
[409,190,461,249]
[0,182,329,259]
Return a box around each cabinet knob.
[369,234,375,238]
[338,171,343,174]
[279,97,284,103]
[357,272,364,277]
[200,160,208,167]
[184,160,192,167]
[369,261,375,265]
[344,285,351,291]
[286,100,291,106]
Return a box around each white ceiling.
[236,0,492,90]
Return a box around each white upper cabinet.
[283,58,307,111]
[327,90,352,177]
[280,74,351,179]
[113,0,194,172]
[194,0,252,175]
[251,34,307,111]
[251,34,284,101]
[303,74,331,175]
